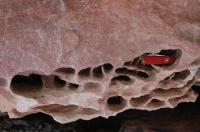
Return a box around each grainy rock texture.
[0,0,200,123]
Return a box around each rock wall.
[0,0,200,123]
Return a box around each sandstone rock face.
[0,0,200,123]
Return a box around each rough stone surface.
[0,0,200,123]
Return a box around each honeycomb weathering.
[0,0,200,123]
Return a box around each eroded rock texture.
[0,0,200,123]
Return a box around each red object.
[143,55,176,65]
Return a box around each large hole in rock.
[11,74,43,92]
[54,76,66,88]
[111,75,134,85]
[107,96,127,111]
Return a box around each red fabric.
[143,56,176,65]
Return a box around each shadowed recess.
[172,69,190,81]
[111,75,133,85]
[136,71,149,79]
[115,68,136,75]
[92,66,104,78]
[11,74,43,92]
[102,63,113,73]
[78,67,91,78]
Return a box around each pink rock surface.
[0,0,200,123]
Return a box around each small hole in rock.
[111,75,133,85]
[55,67,75,75]
[11,74,43,92]
[103,63,113,73]
[54,76,66,88]
[78,68,91,78]
[93,66,103,78]
[136,71,149,79]
[68,83,79,90]
[172,69,190,81]
[107,96,126,111]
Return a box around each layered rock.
[0,0,200,123]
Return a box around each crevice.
[130,95,151,107]
[54,76,66,88]
[111,75,134,85]
[107,96,127,111]
[11,74,43,93]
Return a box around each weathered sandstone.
[0,0,200,123]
